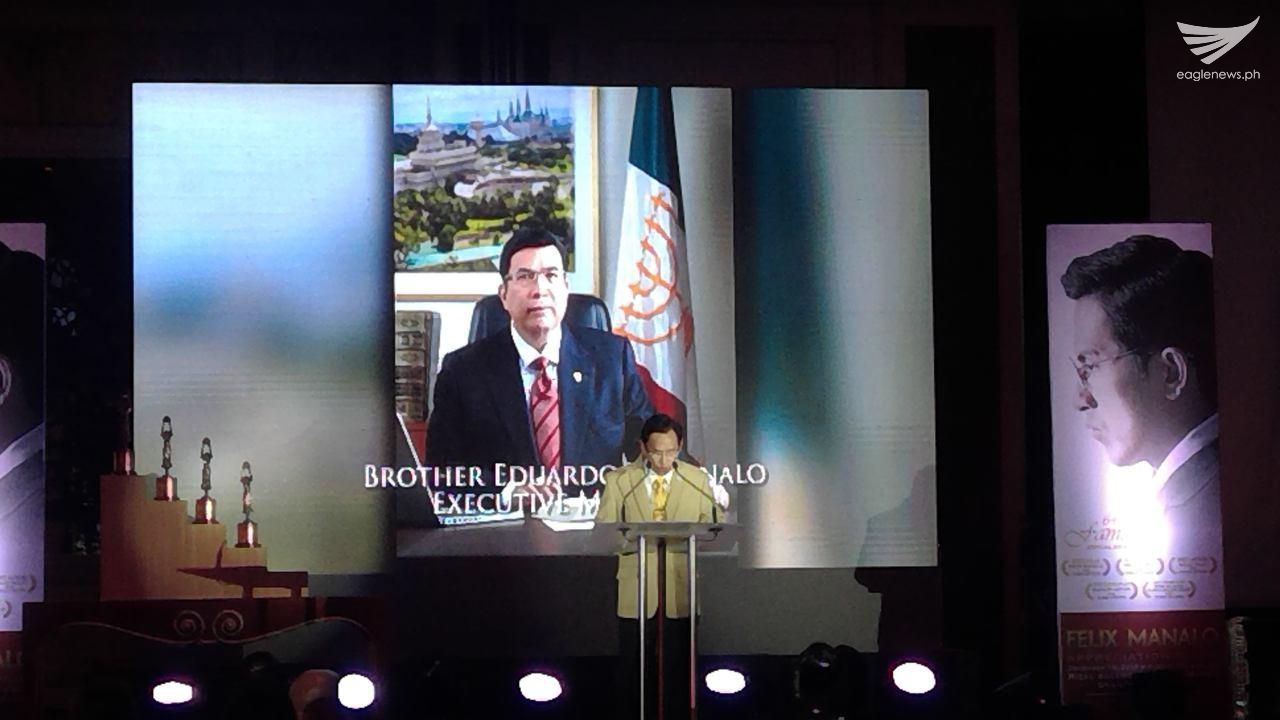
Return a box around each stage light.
[151,679,195,705]
[518,672,563,702]
[338,673,377,710]
[705,668,747,695]
[890,661,937,695]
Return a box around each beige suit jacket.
[596,459,715,619]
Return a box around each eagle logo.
[1177,17,1260,65]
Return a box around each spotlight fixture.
[151,679,196,705]
[290,669,340,719]
[338,673,377,710]
[705,668,747,695]
[890,660,937,695]
[793,643,868,717]
[518,672,563,702]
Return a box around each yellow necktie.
[651,476,667,521]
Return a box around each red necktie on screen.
[530,357,561,469]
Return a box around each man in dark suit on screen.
[425,228,653,495]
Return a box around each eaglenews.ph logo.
[1178,16,1259,64]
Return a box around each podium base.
[618,616,693,720]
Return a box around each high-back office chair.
[468,293,612,343]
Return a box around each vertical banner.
[0,224,46,702]
[1047,224,1227,716]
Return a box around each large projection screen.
[132,84,936,575]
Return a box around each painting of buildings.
[392,86,578,273]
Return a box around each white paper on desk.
[534,495,597,531]
[540,518,596,532]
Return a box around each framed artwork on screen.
[391,84,599,299]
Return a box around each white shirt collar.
[0,423,44,479]
[510,323,562,370]
[1153,413,1218,495]
[643,463,674,498]
[647,466,674,483]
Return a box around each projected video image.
[131,83,938,572]
[389,86,939,569]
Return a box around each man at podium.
[596,413,727,720]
